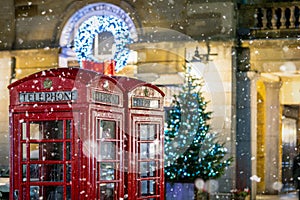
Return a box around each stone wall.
[0,56,12,168]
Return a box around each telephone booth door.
[11,112,78,200]
[91,110,124,200]
[132,118,164,199]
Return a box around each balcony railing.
[238,3,300,39]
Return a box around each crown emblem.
[43,79,52,89]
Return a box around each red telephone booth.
[114,77,165,200]
[8,68,165,200]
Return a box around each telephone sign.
[19,90,78,103]
[91,90,120,105]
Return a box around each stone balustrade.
[238,3,300,38]
[256,5,299,29]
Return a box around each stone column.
[263,81,281,194]
[236,71,258,197]
[235,46,258,199]
[249,72,258,198]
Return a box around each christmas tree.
[164,66,232,183]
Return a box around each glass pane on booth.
[30,164,39,181]
[21,186,39,200]
[140,161,157,177]
[29,144,39,160]
[30,121,63,140]
[66,120,72,139]
[22,164,26,181]
[29,186,40,199]
[99,162,115,180]
[66,185,71,199]
[140,143,156,159]
[100,183,115,200]
[22,122,27,140]
[99,142,116,160]
[22,185,66,199]
[27,185,64,200]
[67,164,71,182]
[66,142,71,160]
[99,120,116,139]
[140,180,155,196]
[26,164,64,182]
[140,124,156,140]
[22,143,27,161]
[30,143,64,160]
[30,123,40,140]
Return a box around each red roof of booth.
[8,68,164,98]
[8,68,102,89]
[112,76,165,97]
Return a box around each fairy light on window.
[74,15,132,72]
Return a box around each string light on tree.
[164,65,232,183]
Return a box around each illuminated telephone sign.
[132,97,160,109]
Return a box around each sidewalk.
[210,192,298,199]
[256,192,298,199]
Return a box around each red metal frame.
[8,68,164,200]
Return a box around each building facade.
[0,0,299,198]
